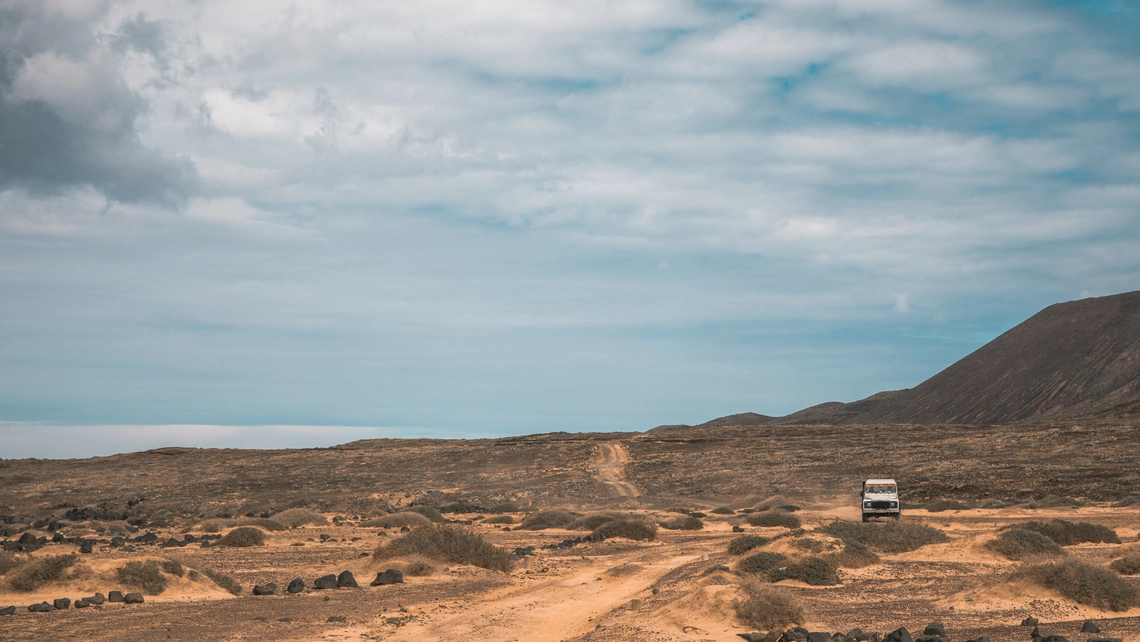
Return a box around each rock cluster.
[739,619,1120,642]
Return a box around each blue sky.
[2,0,1139,458]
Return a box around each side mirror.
[859,490,864,498]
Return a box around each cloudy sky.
[2,0,1139,458]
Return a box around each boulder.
[52,532,64,543]
[108,590,125,603]
[287,577,305,593]
[370,569,404,586]
[74,599,90,608]
[18,532,36,545]
[1023,618,1039,627]
[337,570,358,588]
[79,541,93,554]
[924,624,947,637]
[110,536,124,548]
[738,634,766,642]
[28,601,54,612]
[1086,638,1122,642]
[1039,637,1068,642]
[1032,628,1053,640]
[808,633,831,642]
[253,583,277,596]
[885,628,913,642]
[1081,623,1100,634]
[0,605,16,615]
[87,592,106,605]
[313,574,338,589]
[53,597,71,610]
[123,593,144,604]
[327,616,347,623]
[733,525,746,532]
[183,533,198,543]
[966,637,991,642]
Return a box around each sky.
[2,0,1140,459]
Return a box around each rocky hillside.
[687,290,1140,426]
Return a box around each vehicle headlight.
[890,501,898,508]
[863,501,872,508]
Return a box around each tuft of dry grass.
[518,509,579,530]
[817,520,949,553]
[728,535,771,556]
[0,550,21,575]
[1021,560,1138,611]
[6,554,77,592]
[374,525,512,572]
[360,512,432,529]
[482,515,515,525]
[398,556,437,576]
[737,551,786,575]
[659,516,704,530]
[769,557,840,586]
[1109,555,1140,575]
[271,508,328,528]
[569,513,625,531]
[403,506,446,522]
[203,568,242,595]
[734,578,804,630]
[822,539,880,568]
[987,528,1065,561]
[1009,520,1120,545]
[160,559,184,577]
[746,511,801,529]
[925,499,973,512]
[593,519,657,541]
[117,560,167,595]
[712,507,735,515]
[217,526,267,547]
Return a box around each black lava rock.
[253,583,277,595]
[87,592,106,605]
[28,602,54,612]
[108,590,125,603]
[1081,623,1100,634]
[313,574,338,589]
[371,569,404,586]
[79,541,93,554]
[0,605,15,615]
[74,599,90,608]
[885,627,913,642]
[1023,618,1039,627]
[53,597,71,610]
[327,616,347,623]
[337,570,358,588]
[123,592,144,604]
[287,578,305,593]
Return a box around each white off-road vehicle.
[861,478,900,522]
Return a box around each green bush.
[374,525,512,572]
[728,535,770,556]
[817,520,948,553]
[1023,560,1138,611]
[659,516,704,530]
[736,551,786,575]
[1109,555,1140,575]
[217,526,267,547]
[593,519,657,541]
[483,515,515,525]
[734,579,804,630]
[769,557,840,586]
[6,554,77,591]
[360,512,432,528]
[712,507,735,515]
[987,529,1065,560]
[747,511,801,529]
[203,568,242,595]
[271,508,327,528]
[117,560,168,595]
[822,539,880,568]
[1011,520,1120,545]
[518,509,578,530]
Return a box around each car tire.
[861,513,870,522]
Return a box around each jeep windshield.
[865,484,896,494]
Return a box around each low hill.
[687,290,1140,427]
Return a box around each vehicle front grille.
[870,501,891,509]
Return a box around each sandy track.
[594,442,640,497]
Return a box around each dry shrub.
[1011,520,1120,545]
[272,508,328,528]
[728,535,771,556]
[712,507,736,515]
[397,556,437,576]
[1113,496,1140,508]
[926,499,973,513]
[1022,560,1138,611]
[0,551,21,575]
[203,568,242,595]
[769,557,840,586]
[374,525,512,572]
[569,513,625,531]
[747,511,801,529]
[404,506,446,523]
[117,560,167,595]
[734,578,804,630]
[659,516,704,531]
[737,551,786,575]
[818,520,948,553]
[1110,555,1140,575]
[360,512,432,529]
[195,520,225,533]
[822,540,880,568]
[483,515,515,525]
[104,521,132,534]
[438,501,487,514]
[593,519,657,541]
[490,502,520,513]
[518,509,578,530]
[987,529,1065,560]
[7,554,77,591]
[217,526,267,547]
[236,517,287,531]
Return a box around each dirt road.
[594,442,640,497]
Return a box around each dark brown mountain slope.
[688,289,1140,427]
